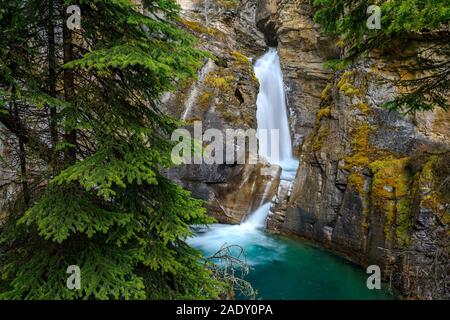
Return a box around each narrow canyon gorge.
[0,0,448,301]
[172,0,449,300]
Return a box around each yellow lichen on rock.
[198,91,212,113]
[204,72,234,92]
[337,71,361,97]
[313,125,330,151]
[342,123,374,170]
[369,157,412,244]
[317,107,331,121]
[355,102,371,115]
[231,50,250,65]
[320,83,333,100]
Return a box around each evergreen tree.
[313,0,450,113]
[0,0,224,299]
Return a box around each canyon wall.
[175,0,450,301]
[169,0,281,224]
[258,0,449,300]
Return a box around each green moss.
[180,18,210,34]
[222,111,239,123]
[395,198,413,245]
[218,0,239,9]
[341,125,415,242]
[415,154,450,224]
[180,18,226,39]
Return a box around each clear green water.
[189,222,394,300]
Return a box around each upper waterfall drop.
[254,48,299,181]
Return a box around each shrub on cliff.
[314,0,450,113]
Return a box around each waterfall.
[188,203,280,266]
[189,49,394,300]
[254,48,299,181]
[189,48,299,256]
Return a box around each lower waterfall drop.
[188,49,392,300]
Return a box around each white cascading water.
[254,48,299,181]
[188,49,297,262]
[188,203,284,265]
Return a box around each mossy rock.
[317,107,332,121]
[337,70,361,97]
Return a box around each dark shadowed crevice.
[255,0,278,47]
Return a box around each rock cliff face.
[257,0,449,300]
[256,0,339,154]
[172,0,448,299]
[168,0,281,224]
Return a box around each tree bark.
[62,1,77,165]
[48,0,58,155]
[11,92,30,207]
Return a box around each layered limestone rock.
[261,0,450,299]
[167,0,281,223]
[168,162,281,224]
[279,62,450,299]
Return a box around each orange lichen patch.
[352,124,371,151]
[398,69,415,81]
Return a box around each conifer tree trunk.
[47,0,58,160]
[62,1,77,165]
[11,90,30,207]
